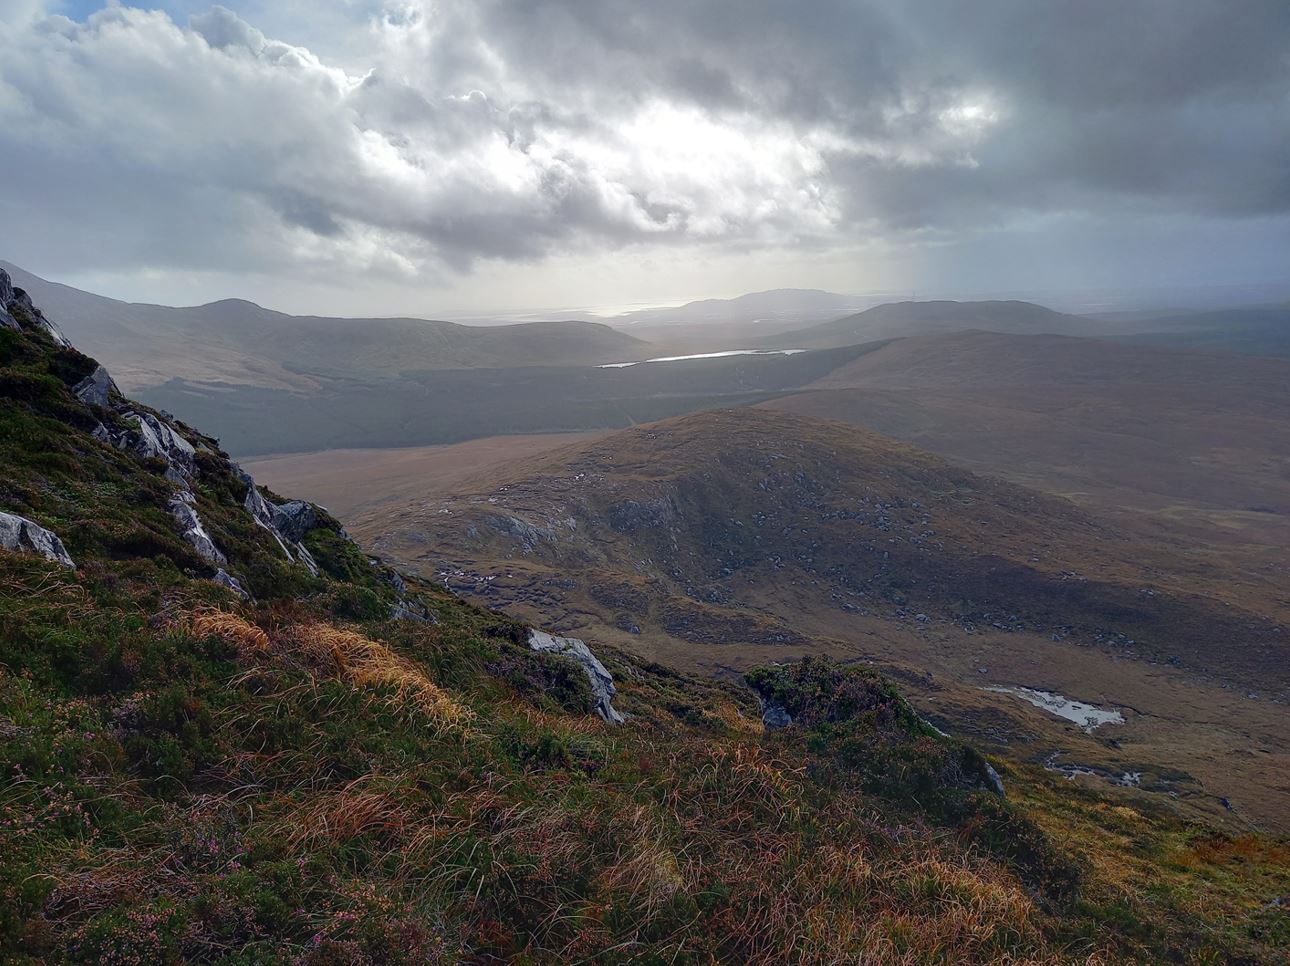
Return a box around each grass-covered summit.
[1,271,1286,963]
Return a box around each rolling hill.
[758,299,1099,349]
[762,329,1290,524]
[1113,304,1290,357]
[0,261,647,391]
[356,408,1290,829]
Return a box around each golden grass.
[189,606,270,654]
[288,621,473,733]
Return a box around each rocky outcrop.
[214,568,249,599]
[528,629,625,724]
[0,270,17,332]
[0,270,70,346]
[0,511,75,568]
[271,501,318,543]
[115,411,197,468]
[168,492,227,566]
[73,365,117,408]
[235,466,321,576]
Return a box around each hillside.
[763,330,1290,523]
[758,299,1096,349]
[357,408,1290,830]
[2,271,1288,962]
[1114,304,1290,357]
[0,261,646,391]
[135,343,881,456]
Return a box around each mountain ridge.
[0,260,647,390]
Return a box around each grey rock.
[392,598,434,622]
[213,569,249,598]
[271,500,317,543]
[73,365,118,408]
[0,511,76,568]
[168,493,227,566]
[0,268,12,306]
[7,287,70,346]
[0,308,17,333]
[233,465,326,577]
[294,541,320,576]
[983,761,1007,797]
[761,700,793,730]
[528,629,625,724]
[234,466,277,529]
[118,412,196,468]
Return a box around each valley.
[347,409,1290,830]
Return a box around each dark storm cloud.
[0,0,1285,281]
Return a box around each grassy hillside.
[2,275,1288,962]
[758,299,1091,349]
[763,329,1290,520]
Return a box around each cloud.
[0,0,1286,287]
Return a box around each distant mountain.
[763,329,1290,518]
[607,288,873,327]
[758,299,1093,349]
[1112,304,1290,357]
[0,261,647,391]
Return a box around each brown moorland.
[354,408,1290,830]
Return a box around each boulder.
[760,700,793,730]
[213,568,249,598]
[983,761,1007,797]
[528,629,625,723]
[73,365,118,408]
[0,511,76,568]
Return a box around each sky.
[0,0,1287,316]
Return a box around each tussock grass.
[188,606,270,654]
[284,621,474,733]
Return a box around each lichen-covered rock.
[528,629,625,723]
[73,365,118,408]
[0,511,75,568]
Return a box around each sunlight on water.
[985,686,1125,731]
[597,348,808,368]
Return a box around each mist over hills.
[1113,304,1290,358]
[757,299,1102,349]
[0,261,646,391]
[602,288,874,326]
